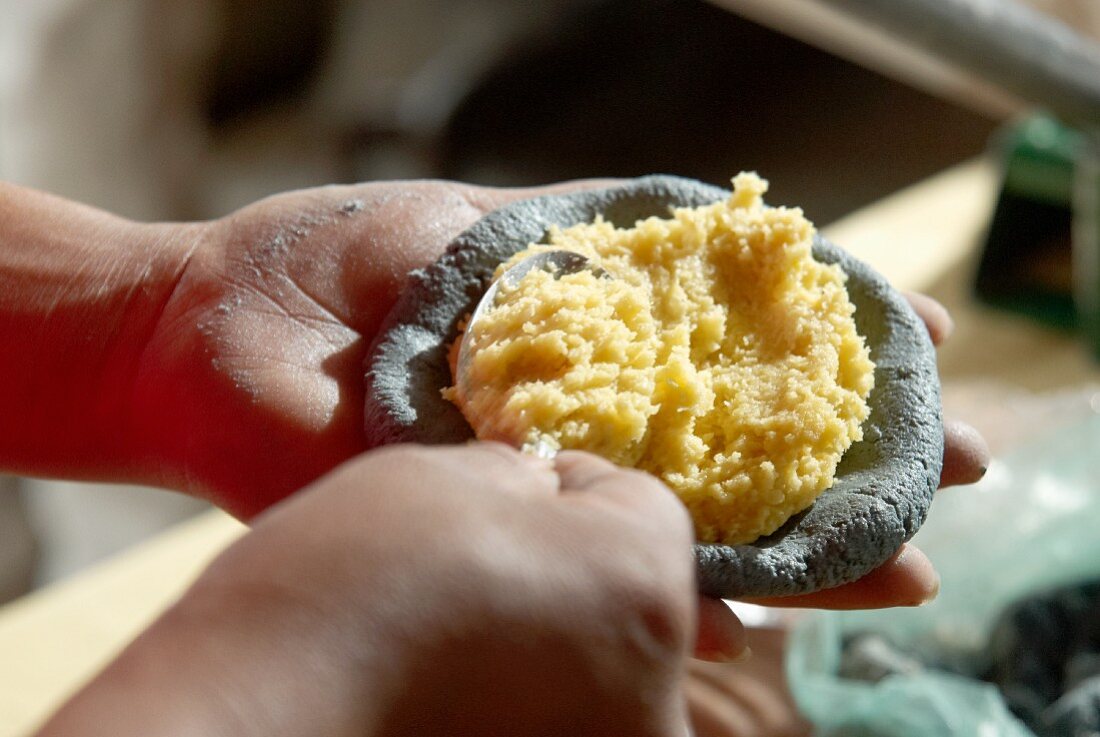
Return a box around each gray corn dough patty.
[363,176,944,599]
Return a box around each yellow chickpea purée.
[444,174,874,545]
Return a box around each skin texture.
[129,180,626,517]
[0,182,199,481]
[687,628,812,737]
[38,445,700,737]
[33,433,978,737]
[0,178,988,736]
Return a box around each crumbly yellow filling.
[444,173,874,544]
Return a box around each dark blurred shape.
[437,0,995,223]
[975,116,1080,331]
[1040,678,1100,737]
[0,483,37,605]
[837,580,1100,737]
[204,0,339,126]
[985,580,1100,735]
[837,633,926,683]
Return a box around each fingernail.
[696,646,752,663]
[941,313,956,342]
[730,645,753,663]
[917,574,941,606]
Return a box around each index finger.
[904,292,953,346]
[741,544,939,609]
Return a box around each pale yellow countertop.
[3,157,1094,736]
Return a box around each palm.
[133,181,523,517]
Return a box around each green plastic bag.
[788,411,1100,737]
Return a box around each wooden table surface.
[3,156,1092,735]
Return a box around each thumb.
[461,178,625,213]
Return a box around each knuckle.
[589,526,695,660]
[607,567,692,659]
[467,440,534,468]
[555,450,620,489]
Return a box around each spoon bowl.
[453,249,607,451]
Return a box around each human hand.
[687,627,811,737]
[126,180,614,517]
[41,431,982,737]
[123,180,987,533]
[39,443,711,737]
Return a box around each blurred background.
[0,0,1097,630]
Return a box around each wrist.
[95,219,207,478]
[37,571,391,737]
[0,181,206,482]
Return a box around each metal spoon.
[454,249,607,457]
